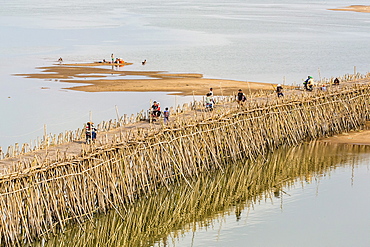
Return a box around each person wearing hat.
[304,76,314,91]
[307,76,315,91]
[276,84,284,97]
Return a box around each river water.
[1,0,370,148]
[1,1,370,245]
[33,143,370,247]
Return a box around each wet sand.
[319,122,370,145]
[319,130,370,145]
[16,63,276,96]
[329,5,370,13]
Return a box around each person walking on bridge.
[209,87,214,97]
[237,89,246,107]
[205,93,214,111]
[276,84,284,97]
[85,122,97,144]
[334,78,340,85]
[163,107,170,124]
[304,76,314,91]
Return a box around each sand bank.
[329,5,370,13]
[319,122,370,145]
[16,63,276,96]
[319,130,370,145]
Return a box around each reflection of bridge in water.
[1,77,370,245]
[32,143,370,246]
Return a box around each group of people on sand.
[110,53,146,65]
[150,101,170,124]
[110,54,125,64]
[60,54,148,66]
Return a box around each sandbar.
[16,63,276,96]
[319,122,370,145]
[329,5,370,13]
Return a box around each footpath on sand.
[1,78,370,174]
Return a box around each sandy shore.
[318,122,370,145]
[319,130,370,145]
[329,5,370,13]
[16,63,277,96]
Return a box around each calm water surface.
[170,163,370,247]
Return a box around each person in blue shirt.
[163,107,170,124]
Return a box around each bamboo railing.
[1,82,370,245]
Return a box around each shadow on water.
[33,142,370,246]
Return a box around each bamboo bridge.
[1,74,370,246]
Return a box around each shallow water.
[33,143,370,247]
[170,163,370,247]
[1,0,370,148]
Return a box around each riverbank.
[319,128,370,146]
[16,63,276,96]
